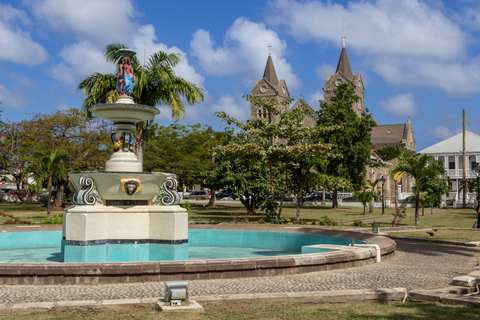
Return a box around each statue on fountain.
[115,55,135,95]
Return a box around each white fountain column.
[105,122,141,172]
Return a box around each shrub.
[1,212,32,225]
[182,201,192,215]
[352,220,367,227]
[41,215,63,225]
[260,200,278,222]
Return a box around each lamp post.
[380,176,386,215]
[472,164,480,196]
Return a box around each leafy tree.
[21,109,111,207]
[391,154,447,225]
[144,123,229,207]
[78,44,204,167]
[0,109,111,206]
[0,121,35,202]
[373,146,417,208]
[362,179,382,213]
[419,175,450,213]
[216,95,340,220]
[30,150,69,216]
[354,191,375,215]
[317,83,377,208]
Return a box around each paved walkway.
[0,240,479,304]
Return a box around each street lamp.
[472,164,480,196]
[380,176,386,215]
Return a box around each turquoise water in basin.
[0,229,361,263]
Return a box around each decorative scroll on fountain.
[62,50,188,263]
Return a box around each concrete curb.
[408,289,480,308]
[385,234,480,247]
[0,288,408,315]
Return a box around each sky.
[1,0,480,151]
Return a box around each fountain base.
[62,205,188,262]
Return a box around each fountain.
[0,51,397,284]
[62,56,187,262]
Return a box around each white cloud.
[424,126,460,140]
[211,95,250,122]
[50,41,112,87]
[379,93,417,117]
[0,4,48,65]
[191,17,301,89]
[266,0,476,96]
[305,91,323,109]
[0,84,28,110]
[315,64,334,83]
[267,0,466,60]
[132,25,204,87]
[0,4,31,24]
[28,0,136,45]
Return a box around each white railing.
[447,169,478,179]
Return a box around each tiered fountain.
[62,59,188,262]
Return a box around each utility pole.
[463,109,466,208]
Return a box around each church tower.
[323,39,364,116]
[250,48,290,122]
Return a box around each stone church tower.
[323,42,365,116]
[250,52,290,122]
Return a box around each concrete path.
[0,240,478,305]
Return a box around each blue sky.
[1,0,480,151]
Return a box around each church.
[249,42,415,204]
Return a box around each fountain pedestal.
[62,98,188,262]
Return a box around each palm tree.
[391,154,446,225]
[362,178,381,213]
[30,149,69,216]
[373,146,417,208]
[78,43,204,167]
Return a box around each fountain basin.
[90,102,160,124]
[0,226,396,285]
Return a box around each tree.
[21,109,111,207]
[30,150,69,216]
[373,146,417,208]
[419,175,450,213]
[354,191,375,214]
[215,95,341,220]
[144,123,229,207]
[0,121,35,202]
[78,44,204,167]
[0,109,111,206]
[317,83,377,208]
[362,179,382,213]
[391,154,447,225]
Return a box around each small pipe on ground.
[464,282,480,296]
[349,243,381,263]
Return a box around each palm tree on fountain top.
[78,43,204,166]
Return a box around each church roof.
[418,131,480,154]
[335,46,354,81]
[290,97,319,121]
[371,124,408,145]
[263,55,279,85]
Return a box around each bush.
[182,201,192,215]
[41,215,63,224]
[0,212,32,225]
[260,200,278,222]
[317,216,338,226]
[352,220,367,227]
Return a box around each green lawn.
[2,301,478,320]
[2,201,480,242]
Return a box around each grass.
[2,201,480,242]
[1,301,479,319]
